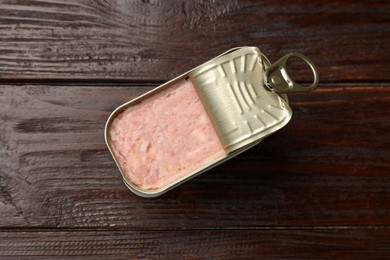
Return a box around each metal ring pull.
[265,53,319,93]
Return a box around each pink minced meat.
[109,79,226,190]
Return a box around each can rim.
[104,47,292,197]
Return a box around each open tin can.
[105,46,319,197]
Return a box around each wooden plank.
[0,0,389,81]
[0,84,389,228]
[0,229,389,259]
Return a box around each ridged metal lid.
[189,47,293,153]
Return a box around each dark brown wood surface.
[0,230,389,259]
[1,0,389,258]
[0,0,389,82]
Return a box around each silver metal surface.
[190,47,292,153]
[104,47,319,197]
[265,53,319,93]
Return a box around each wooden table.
[1,1,389,258]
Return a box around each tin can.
[105,46,319,197]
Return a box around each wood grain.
[0,229,389,259]
[1,1,389,257]
[0,0,389,81]
[1,84,389,228]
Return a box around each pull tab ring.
[265,53,319,93]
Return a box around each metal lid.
[189,47,298,153]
